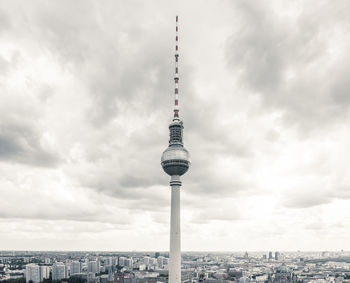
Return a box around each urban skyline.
[1,0,350,253]
[1,250,350,283]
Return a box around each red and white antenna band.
[174,15,179,119]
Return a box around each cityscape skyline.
[1,0,350,252]
[2,250,350,283]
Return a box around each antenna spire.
[174,15,179,120]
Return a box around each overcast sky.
[1,0,350,252]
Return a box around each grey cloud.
[0,55,10,75]
[31,1,255,200]
[225,0,350,132]
[283,194,332,209]
[336,185,350,199]
[125,196,170,213]
[190,205,242,224]
[281,183,350,209]
[280,156,350,209]
[0,8,10,32]
[0,211,130,226]
[0,0,177,195]
[20,1,173,127]
[0,51,20,76]
[304,222,324,231]
[0,120,59,167]
[0,183,132,225]
[0,219,130,234]
[185,166,250,197]
[304,221,344,231]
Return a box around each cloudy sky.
[1,0,350,252]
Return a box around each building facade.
[52,262,66,280]
[25,264,40,283]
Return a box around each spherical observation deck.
[161,144,190,176]
[161,118,190,176]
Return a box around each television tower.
[161,16,190,283]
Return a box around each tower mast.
[174,15,179,119]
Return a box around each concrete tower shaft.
[169,175,181,283]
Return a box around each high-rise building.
[70,261,82,275]
[97,259,102,273]
[268,252,273,260]
[118,257,126,267]
[107,267,114,283]
[87,272,96,283]
[160,16,191,283]
[275,251,280,261]
[150,258,157,266]
[105,257,113,267]
[52,262,66,280]
[142,256,150,266]
[88,261,98,274]
[163,257,169,267]
[25,263,40,283]
[65,261,70,278]
[40,266,50,282]
[24,257,30,263]
[157,256,165,269]
[124,258,133,270]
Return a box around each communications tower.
[161,16,190,283]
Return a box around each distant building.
[239,277,250,283]
[275,251,280,261]
[52,262,66,280]
[70,261,82,275]
[26,264,40,283]
[157,256,165,268]
[107,268,114,282]
[118,257,126,267]
[99,265,106,273]
[87,272,96,283]
[163,258,169,267]
[65,261,70,278]
[40,266,50,282]
[88,261,99,274]
[114,273,124,283]
[24,258,30,263]
[105,257,113,267]
[112,257,118,267]
[142,257,150,266]
[268,252,273,260]
[272,263,291,282]
[100,275,109,283]
[149,258,157,266]
[124,258,133,270]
